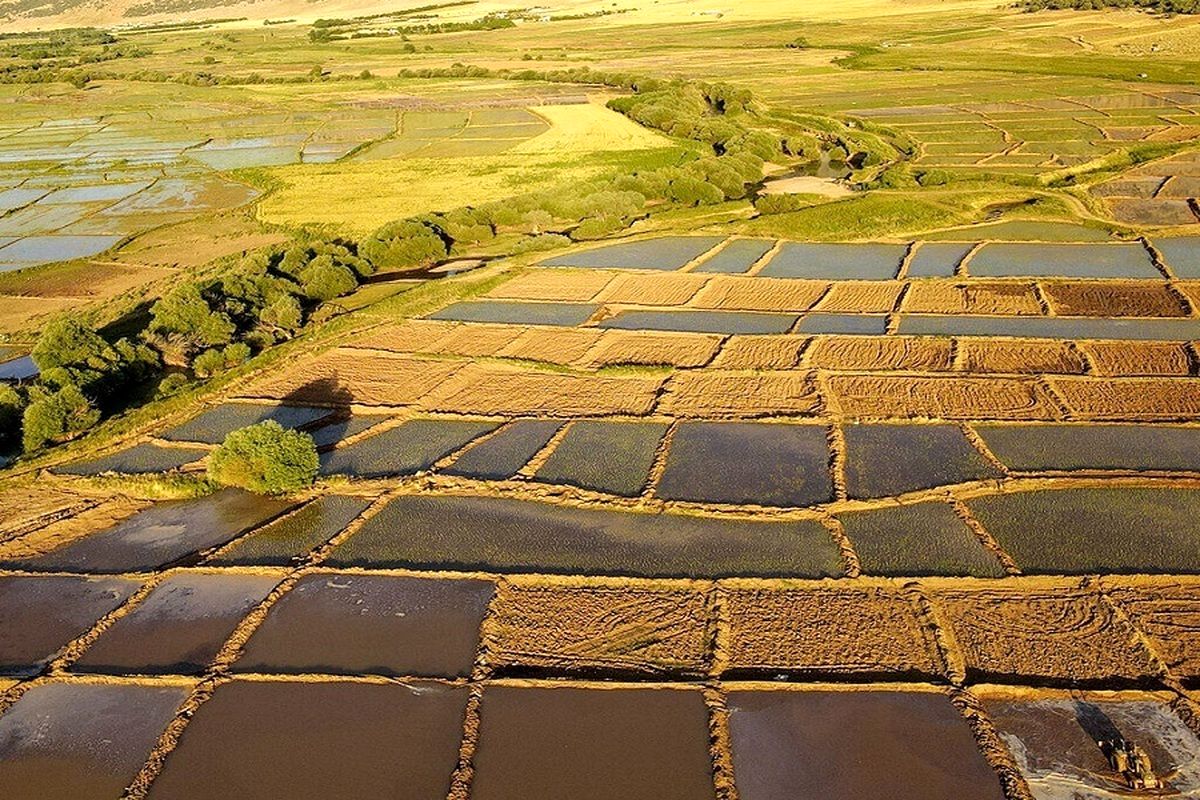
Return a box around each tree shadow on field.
[282,376,355,414]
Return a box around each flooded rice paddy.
[13,232,1200,798]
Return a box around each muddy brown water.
[161,403,332,444]
[328,495,844,578]
[969,487,1200,574]
[12,490,296,574]
[975,423,1200,472]
[73,573,278,675]
[318,419,499,478]
[983,697,1200,798]
[838,500,1007,578]
[145,680,468,800]
[0,575,140,677]
[471,685,716,800]
[534,420,668,497]
[540,236,725,270]
[0,682,188,800]
[442,419,564,480]
[657,421,833,507]
[206,495,372,566]
[843,424,1002,499]
[234,573,493,678]
[726,689,1006,800]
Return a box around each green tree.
[359,220,448,271]
[207,421,319,495]
[149,282,237,349]
[22,384,100,452]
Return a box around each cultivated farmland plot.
[10,2,1200,798]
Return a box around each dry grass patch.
[487,582,710,677]
[486,270,613,302]
[422,323,528,358]
[902,282,1042,316]
[1080,341,1193,376]
[722,584,943,679]
[580,330,722,369]
[712,335,808,370]
[420,363,665,416]
[956,339,1087,375]
[1105,578,1200,681]
[1040,282,1187,318]
[805,336,954,372]
[691,276,827,312]
[596,273,710,306]
[658,371,821,418]
[930,582,1159,684]
[1048,377,1200,420]
[498,328,604,365]
[814,282,904,314]
[244,350,463,406]
[345,320,460,353]
[827,374,1060,420]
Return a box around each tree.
[359,220,448,271]
[299,257,358,302]
[31,317,115,374]
[149,282,237,350]
[22,384,100,452]
[207,421,319,495]
[0,384,24,448]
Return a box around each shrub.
[192,342,251,378]
[299,257,358,301]
[207,421,319,495]
[572,215,626,240]
[22,384,100,452]
[31,317,115,374]
[754,193,821,214]
[359,220,447,271]
[149,282,237,349]
[154,372,191,399]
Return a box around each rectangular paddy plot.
[725,689,1005,800]
[145,680,468,800]
[307,414,391,449]
[795,313,888,335]
[428,300,598,327]
[842,424,1002,499]
[598,309,797,335]
[234,574,492,678]
[53,443,209,476]
[540,236,725,270]
[318,419,498,478]
[162,403,332,445]
[966,243,1160,278]
[0,575,139,677]
[722,586,943,680]
[656,422,833,507]
[906,242,975,278]
[471,686,716,800]
[73,572,277,675]
[0,682,188,800]
[758,243,908,280]
[836,501,1006,578]
[1156,237,1200,279]
[975,423,1200,472]
[1107,580,1200,684]
[487,583,709,678]
[207,495,372,566]
[442,419,563,480]
[896,315,1200,341]
[930,584,1159,685]
[12,490,295,574]
[533,420,667,497]
[328,495,843,579]
[967,488,1200,574]
[693,238,775,273]
[982,694,1200,799]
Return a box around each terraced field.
[6,230,1200,798]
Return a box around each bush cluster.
[207,421,319,495]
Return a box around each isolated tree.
[208,421,319,495]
